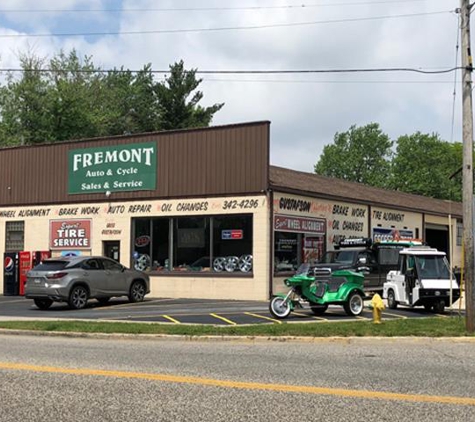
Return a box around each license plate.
[34,278,42,284]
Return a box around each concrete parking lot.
[0,295,465,325]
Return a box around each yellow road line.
[210,313,237,326]
[382,311,407,319]
[292,311,327,321]
[244,312,282,324]
[0,362,474,407]
[162,315,181,324]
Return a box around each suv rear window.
[32,261,69,271]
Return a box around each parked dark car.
[25,256,150,310]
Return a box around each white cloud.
[0,0,464,172]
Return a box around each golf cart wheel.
[34,298,53,310]
[344,291,364,316]
[433,300,445,314]
[310,304,328,315]
[269,297,291,319]
[387,289,398,309]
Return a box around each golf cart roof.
[399,246,446,256]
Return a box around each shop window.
[152,219,170,271]
[274,231,324,273]
[213,215,253,273]
[131,214,253,274]
[173,217,209,272]
[133,219,151,271]
[274,232,300,273]
[5,221,24,251]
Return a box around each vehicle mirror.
[121,265,126,272]
[358,257,367,265]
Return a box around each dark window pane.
[151,219,170,271]
[213,215,253,273]
[173,217,209,272]
[274,232,299,272]
[133,219,151,271]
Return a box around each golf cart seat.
[326,277,348,293]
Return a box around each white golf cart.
[383,246,460,313]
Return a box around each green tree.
[155,60,224,130]
[390,133,463,201]
[314,123,393,188]
[0,53,52,145]
[0,52,224,147]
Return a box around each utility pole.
[460,0,475,332]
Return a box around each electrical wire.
[0,67,462,75]
[0,0,437,14]
[0,10,453,38]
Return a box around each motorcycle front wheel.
[269,296,292,319]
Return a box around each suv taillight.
[46,272,68,279]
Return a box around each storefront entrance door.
[103,241,120,262]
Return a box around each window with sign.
[273,214,326,274]
[132,214,253,274]
[274,231,300,273]
[213,215,253,273]
[133,219,151,271]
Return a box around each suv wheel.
[34,298,53,310]
[129,281,146,303]
[69,285,89,310]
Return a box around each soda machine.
[3,252,19,296]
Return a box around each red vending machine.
[32,251,51,267]
[18,251,32,296]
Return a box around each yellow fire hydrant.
[371,293,385,324]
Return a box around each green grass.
[0,316,473,337]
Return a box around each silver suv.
[25,256,150,310]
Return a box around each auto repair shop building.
[0,121,462,300]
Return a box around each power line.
[0,67,461,75]
[0,10,453,38]
[0,0,435,13]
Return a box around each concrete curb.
[1,328,474,344]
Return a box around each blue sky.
[0,0,462,172]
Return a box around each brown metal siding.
[0,121,270,206]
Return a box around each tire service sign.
[50,219,92,250]
[68,142,157,194]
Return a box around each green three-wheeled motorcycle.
[269,264,366,319]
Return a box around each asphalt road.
[0,334,473,422]
[0,296,464,325]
